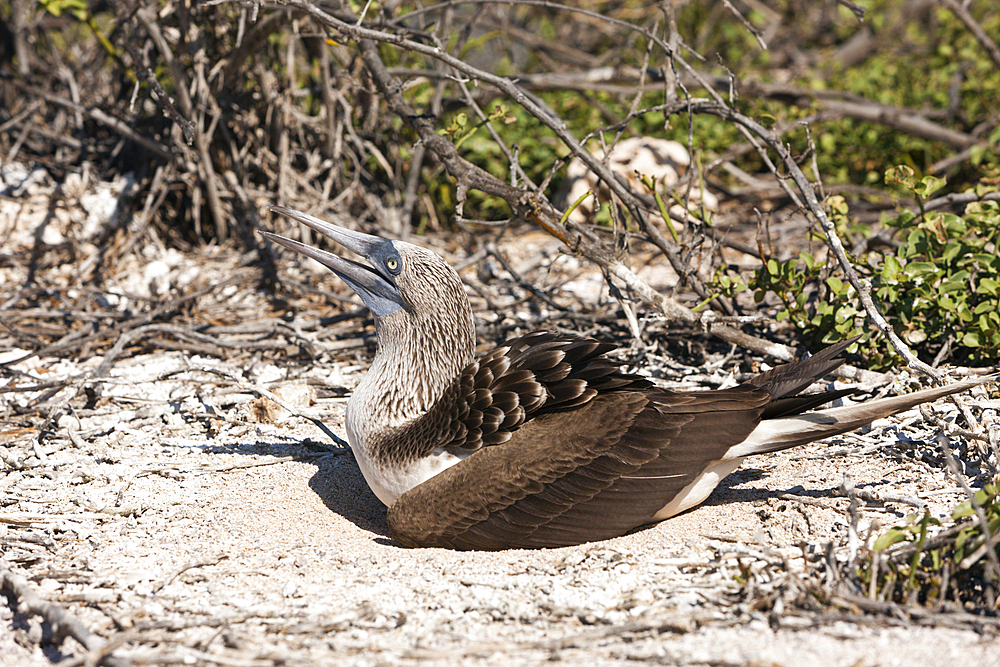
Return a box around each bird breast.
[348,418,468,505]
[345,385,472,506]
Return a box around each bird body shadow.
[307,451,393,539]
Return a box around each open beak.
[261,206,404,317]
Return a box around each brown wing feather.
[748,336,858,399]
[387,385,773,550]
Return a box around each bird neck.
[352,305,476,431]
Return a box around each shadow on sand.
[198,435,395,542]
[307,450,394,540]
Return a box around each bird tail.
[728,373,997,458]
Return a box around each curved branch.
[940,0,1000,69]
[690,102,940,378]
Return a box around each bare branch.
[268,0,931,375]
[940,0,1000,69]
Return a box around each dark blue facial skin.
[262,206,409,317]
[258,230,405,318]
[340,239,404,318]
[368,241,403,281]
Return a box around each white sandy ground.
[3,347,998,667]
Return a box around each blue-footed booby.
[261,206,996,551]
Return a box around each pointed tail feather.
[761,387,860,420]
[748,336,860,401]
[729,373,997,458]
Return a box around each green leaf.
[835,305,858,323]
[913,174,946,198]
[873,527,909,552]
[903,261,940,279]
[957,303,973,323]
[962,331,981,347]
[940,242,963,264]
[939,279,965,294]
[38,0,90,18]
[974,300,996,315]
[938,212,967,236]
[885,165,916,189]
[827,195,849,215]
[882,255,902,282]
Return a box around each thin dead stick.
[271,2,891,384]
[690,101,939,379]
[935,433,1000,583]
[161,366,348,449]
[131,8,196,143]
[357,34,801,362]
[721,0,767,49]
[835,0,867,21]
[267,1,903,383]
[484,243,571,313]
[923,189,1000,211]
[135,454,346,484]
[153,554,229,593]
[5,274,245,373]
[420,67,979,152]
[93,323,268,378]
[197,453,344,472]
[710,77,977,149]
[390,1,724,304]
[939,0,1000,69]
[272,0,707,238]
[1,560,132,667]
[7,79,173,161]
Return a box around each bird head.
[261,207,476,403]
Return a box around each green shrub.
[740,165,1000,368]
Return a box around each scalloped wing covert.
[385,334,868,549]
[375,331,653,466]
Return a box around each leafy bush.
[742,165,1000,368]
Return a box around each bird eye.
[386,257,400,274]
